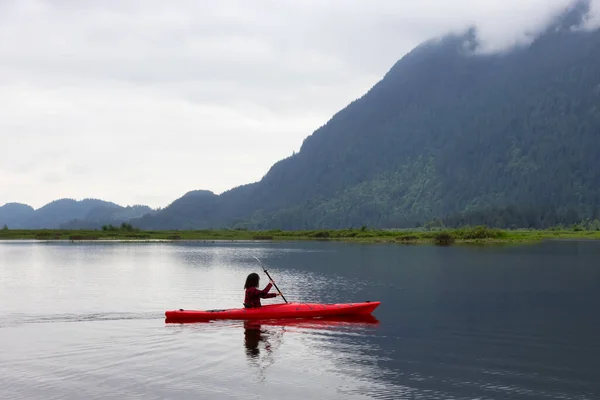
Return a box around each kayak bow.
[165,301,380,323]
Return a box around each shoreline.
[1,227,600,245]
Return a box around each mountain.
[0,203,35,228]
[130,2,600,230]
[59,204,157,229]
[0,198,155,229]
[128,190,218,230]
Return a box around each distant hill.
[131,1,600,230]
[59,204,157,229]
[0,198,155,229]
[0,203,35,228]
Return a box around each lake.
[1,240,599,399]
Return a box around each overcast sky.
[1,0,598,209]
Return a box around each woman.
[243,272,281,308]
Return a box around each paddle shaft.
[262,268,288,303]
[253,256,288,303]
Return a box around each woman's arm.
[258,282,278,298]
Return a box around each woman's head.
[244,272,260,289]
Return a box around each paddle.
[253,256,288,303]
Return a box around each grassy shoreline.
[1,227,600,245]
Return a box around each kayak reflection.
[243,314,379,357]
[243,320,283,381]
[243,320,281,359]
[242,315,380,380]
[243,314,380,330]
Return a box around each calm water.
[1,240,599,399]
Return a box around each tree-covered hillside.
[131,2,600,230]
[129,2,600,230]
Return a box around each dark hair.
[244,272,260,289]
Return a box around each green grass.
[2,226,600,245]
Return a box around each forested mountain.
[2,2,599,231]
[0,198,154,229]
[130,2,600,230]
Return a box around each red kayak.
[165,301,380,323]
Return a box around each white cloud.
[585,0,600,29]
[0,0,597,209]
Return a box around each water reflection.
[244,321,281,359]
[242,315,380,355]
[242,320,283,382]
[242,315,380,383]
